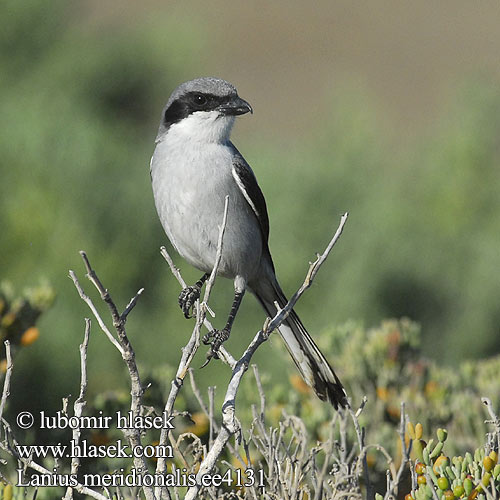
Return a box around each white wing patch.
[232,167,258,216]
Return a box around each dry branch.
[63,319,91,500]
[70,253,153,500]
[0,341,13,427]
[155,196,230,499]
[184,212,349,500]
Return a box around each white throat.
[162,111,235,145]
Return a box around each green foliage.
[2,0,500,443]
[283,318,499,462]
[0,282,54,359]
[227,318,500,479]
[0,0,205,413]
[2,2,500,499]
[0,313,498,498]
[408,426,499,500]
[269,81,500,365]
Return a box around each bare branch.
[482,397,500,451]
[121,288,145,321]
[252,364,266,423]
[69,270,124,354]
[160,253,235,367]
[482,397,500,425]
[188,368,210,416]
[265,212,348,336]
[155,197,230,498]
[312,417,337,500]
[348,397,372,498]
[63,319,91,500]
[424,472,441,500]
[384,403,411,500]
[160,247,235,369]
[0,341,13,426]
[184,212,349,499]
[79,251,120,323]
[160,247,187,289]
[0,335,113,500]
[203,195,229,304]
[0,417,109,500]
[208,386,215,449]
[71,253,153,500]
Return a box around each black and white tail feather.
[255,279,347,409]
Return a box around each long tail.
[254,278,347,409]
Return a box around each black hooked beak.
[218,95,253,116]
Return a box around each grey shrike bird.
[150,77,347,408]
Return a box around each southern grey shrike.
[150,77,347,408]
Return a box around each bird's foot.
[201,328,230,367]
[178,284,202,319]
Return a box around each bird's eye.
[193,93,207,105]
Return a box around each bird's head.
[156,77,252,144]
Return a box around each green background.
[1,0,500,420]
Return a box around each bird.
[150,77,347,409]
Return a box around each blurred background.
[1,0,500,421]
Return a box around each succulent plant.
[0,281,54,364]
[408,423,499,500]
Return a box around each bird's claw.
[202,331,214,345]
[200,328,230,367]
[178,284,202,319]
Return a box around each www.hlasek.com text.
[16,439,173,460]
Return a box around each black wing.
[230,144,270,244]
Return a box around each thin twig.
[208,386,215,449]
[71,253,152,500]
[366,444,396,471]
[313,419,336,500]
[384,403,410,500]
[188,368,210,416]
[121,288,145,321]
[159,247,235,368]
[482,397,500,451]
[424,472,440,500]
[265,212,348,336]
[184,212,349,500]
[0,341,13,426]
[155,198,230,499]
[63,319,91,500]
[203,195,229,304]
[69,270,124,354]
[185,339,255,500]
[80,251,120,322]
[160,247,187,288]
[0,418,109,500]
[187,369,249,472]
[252,364,266,424]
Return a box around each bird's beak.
[218,96,253,116]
